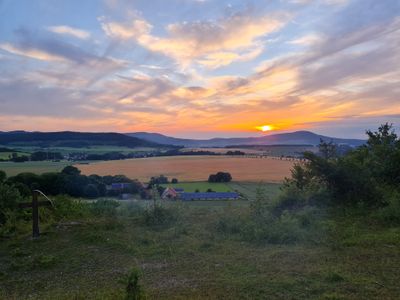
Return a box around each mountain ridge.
[127,131,365,147]
[0,131,167,148]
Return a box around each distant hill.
[127,131,365,147]
[0,131,167,148]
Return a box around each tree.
[208,172,232,183]
[84,184,99,199]
[149,175,169,186]
[318,139,337,160]
[0,170,6,183]
[171,178,178,184]
[61,166,81,176]
[0,183,23,225]
[283,123,400,207]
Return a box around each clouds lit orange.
[0,0,398,138]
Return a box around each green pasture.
[0,161,71,177]
[161,181,282,200]
[161,182,232,193]
[2,145,157,155]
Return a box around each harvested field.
[76,155,295,182]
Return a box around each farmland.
[0,161,72,177]
[161,182,282,200]
[161,182,233,193]
[77,155,295,182]
[0,145,157,156]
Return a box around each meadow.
[1,195,399,299]
[77,156,294,182]
[0,145,156,155]
[160,182,282,200]
[0,161,71,177]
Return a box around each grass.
[160,181,282,203]
[1,145,157,155]
[0,161,71,177]
[228,181,282,200]
[0,199,399,299]
[161,182,232,192]
[0,152,30,160]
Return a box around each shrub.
[0,170,6,183]
[52,195,90,220]
[0,183,24,225]
[84,184,99,199]
[142,204,177,226]
[124,268,145,300]
[376,190,400,224]
[90,199,120,217]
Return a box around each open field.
[160,182,282,200]
[77,156,294,182]
[183,145,317,156]
[0,151,30,160]
[1,199,399,299]
[228,182,282,199]
[181,147,265,154]
[0,145,157,155]
[0,161,71,176]
[161,182,233,192]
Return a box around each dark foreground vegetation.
[0,124,399,299]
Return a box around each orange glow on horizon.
[256,125,275,132]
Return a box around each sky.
[0,0,399,139]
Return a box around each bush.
[215,188,323,244]
[0,183,24,225]
[124,268,145,300]
[0,170,6,183]
[52,195,90,220]
[143,204,177,226]
[84,184,99,199]
[90,199,120,217]
[376,190,400,224]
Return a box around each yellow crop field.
[76,155,295,182]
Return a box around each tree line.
[279,123,400,221]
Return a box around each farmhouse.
[161,187,178,199]
[179,192,239,201]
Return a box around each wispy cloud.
[47,25,90,39]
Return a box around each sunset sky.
[0,0,399,138]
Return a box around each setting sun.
[256,125,274,132]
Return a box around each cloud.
[99,17,152,40]
[47,25,90,39]
[0,43,66,62]
[0,28,101,64]
[99,8,289,68]
[288,34,321,46]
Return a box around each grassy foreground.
[0,197,399,299]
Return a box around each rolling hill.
[127,131,365,147]
[0,131,168,148]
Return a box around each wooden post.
[19,190,53,238]
[32,191,40,238]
